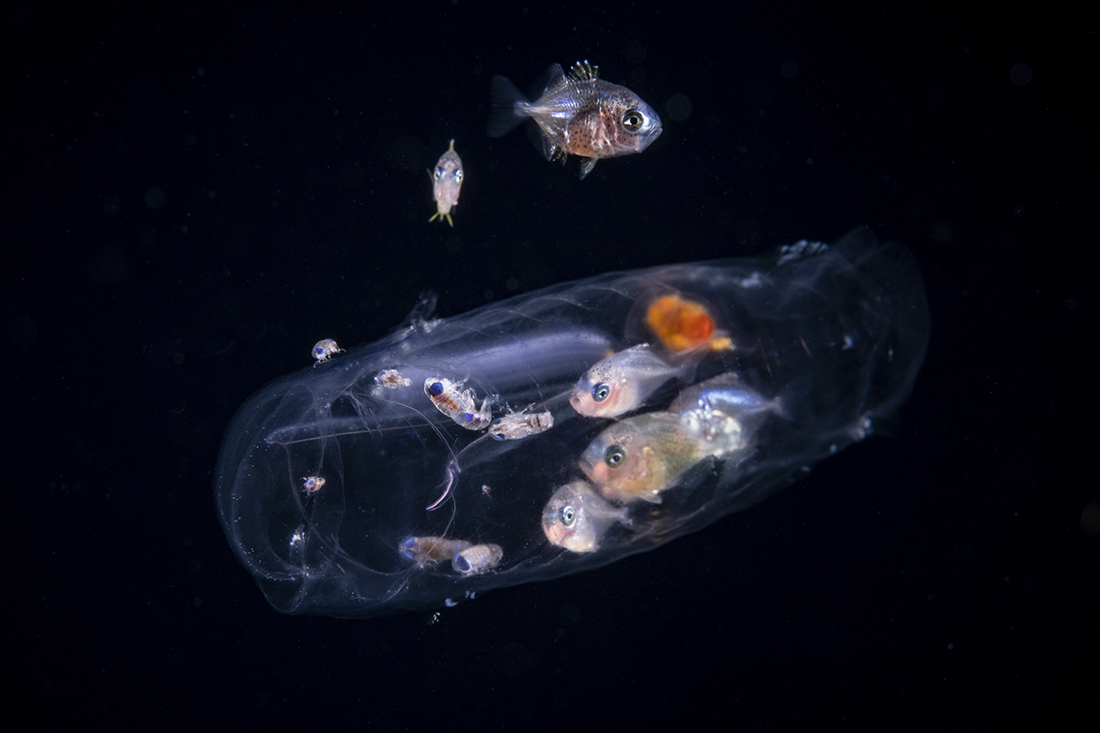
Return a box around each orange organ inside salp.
[646,294,718,352]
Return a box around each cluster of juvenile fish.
[307,290,781,572]
[429,60,663,225]
[544,352,780,552]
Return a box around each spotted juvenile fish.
[429,139,463,226]
[542,481,630,553]
[487,60,662,179]
[578,410,747,504]
[570,343,686,418]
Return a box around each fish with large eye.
[429,139,463,226]
[670,373,783,430]
[578,410,747,504]
[487,60,662,179]
[570,343,689,418]
[542,481,630,553]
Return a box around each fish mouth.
[569,389,589,414]
[635,123,663,151]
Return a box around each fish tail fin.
[487,75,529,137]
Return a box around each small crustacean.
[570,343,687,418]
[488,408,554,440]
[542,481,630,553]
[424,377,492,430]
[429,139,463,227]
[311,338,344,364]
[374,368,412,390]
[399,536,472,568]
[452,543,503,575]
[301,476,326,496]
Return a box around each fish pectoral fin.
[579,158,597,179]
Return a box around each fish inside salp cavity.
[429,139,463,226]
[487,60,662,179]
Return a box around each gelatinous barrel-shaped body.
[215,228,929,616]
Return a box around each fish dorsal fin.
[568,60,599,82]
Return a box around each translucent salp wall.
[215,228,929,616]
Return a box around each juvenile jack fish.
[542,481,630,553]
[570,343,688,418]
[487,60,662,179]
[579,411,746,504]
[429,139,463,226]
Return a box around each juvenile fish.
[570,343,687,418]
[669,374,782,422]
[487,60,662,179]
[542,481,630,553]
[578,411,745,504]
[429,139,463,226]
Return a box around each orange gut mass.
[645,294,727,353]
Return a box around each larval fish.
[542,481,630,553]
[570,343,688,418]
[487,60,662,179]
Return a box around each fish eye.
[592,382,611,402]
[455,169,463,182]
[622,109,645,132]
[604,445,627,468]
[559,505,576,527]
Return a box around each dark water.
[6,3,1092,728]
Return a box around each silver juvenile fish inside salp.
[487,60,662,179]
[429,139,463,226]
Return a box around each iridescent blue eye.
[428,382,445,397]
[592,383,611,402]
[559,505,576,527]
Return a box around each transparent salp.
[214,228,929,616]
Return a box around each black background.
[6,1,1094,728]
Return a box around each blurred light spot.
[931,221,954,244]
[666,94,692,122]
[88,247,127,285]
[145,187,165,209]
[1010,63,1034,86]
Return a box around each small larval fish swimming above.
[487,60,662,179]
[429,139,463,226]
